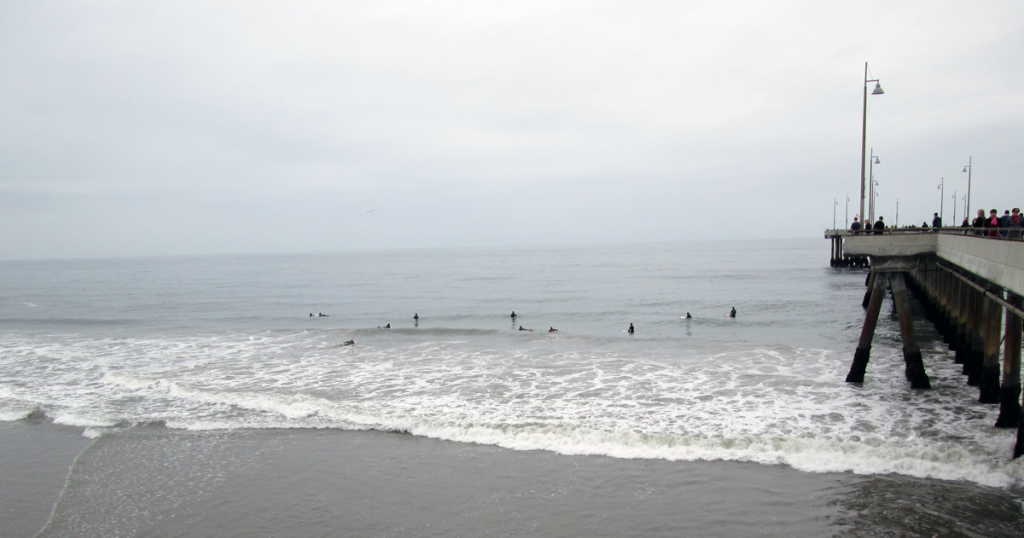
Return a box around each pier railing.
[825,227,1024,240]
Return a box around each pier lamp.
[859,62,884,225]
[963,157,973,218]
[937,178,944,224]
[867,150,880,222]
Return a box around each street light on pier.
[963,157,973,218]
[859,63,884,227]
[867,150,880,223]
[951,189,957,225]
[937,178,944,225]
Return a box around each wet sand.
[4,419,1023,537]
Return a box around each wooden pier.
[825,228,1024,459]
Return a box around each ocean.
[1,239,1022,537]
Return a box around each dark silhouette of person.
[342,340,355,346]
[511,311,517,319]
[310,313,314,317]
[873,216,885,235]
[414,313,419,321]
[384,323,391,329]
[628,323,634,334]
[549,327,558,332]
[729,307,737,318]
[686,312,692,319]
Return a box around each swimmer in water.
[549,327,558,333]
[310,313,314,317]
[729,307,736,318]
[413,313,419,321]
[511,311,517,319]
[519,326,533,332]
[628,323,634,334]
[385,323,391,329]
[686,312,692,319]
[342,340,355,346]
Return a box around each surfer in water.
[413,313,419,321]
[628,323,634,334]
[342,340,355,346]
[685,312,692,319]
[511,311,517,319]
[729,307,736,318]
[519,326,533,332]
[549,327,558,333]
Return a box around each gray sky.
[2,1,1022,259]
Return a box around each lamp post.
[833,199,838,229]
[867,149,880,223]
[937,178,944,225]
[951,189,957,225]
[845,194,850,228]
[859,62,884,227]
[963,157,973,219]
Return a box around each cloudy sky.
[1,1,1022,259]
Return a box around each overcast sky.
[1,1,1022,259]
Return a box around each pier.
[825,228,1024,459]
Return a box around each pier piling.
[996,293,1022,427]
[847,272,887,383]
[966,284,985,384]
[979,286,1003,403]
[891,272,930,389]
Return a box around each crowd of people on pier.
[849,207,1023,239]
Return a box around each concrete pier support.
[948,274,961,352]
[966,284,985,384]
[979,286,1003,403]
[940,271,955,345]
[847,272,887,383]
[891,273,931,389]
[862,272,876,309]
[997,293,1022,427]
[955,275,970,363]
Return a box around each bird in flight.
[366,209,375,213]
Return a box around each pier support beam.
[862,272,876,309]
[847,272,887,383]
[966,284,985,384]
[997,293,1022,427]
[979,286,1003,402]
[891,273,930,389]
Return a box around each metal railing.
[825,226,1024,240]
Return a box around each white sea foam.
[2,330,1022,488]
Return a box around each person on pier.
[972,209,986,235]
[850,216,862,234]
[872,216,885,235]
[986,209,1000,237]
[932,213,942,230]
